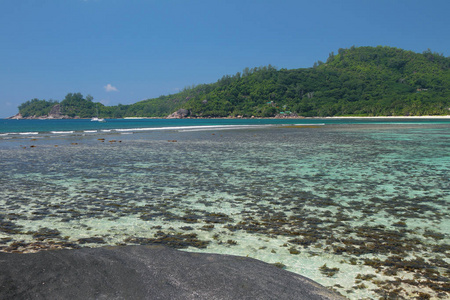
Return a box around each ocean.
[0,118,449,299]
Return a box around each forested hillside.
[179,46,449,117]
[16,46,450,118]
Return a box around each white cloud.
[104,84,118,92]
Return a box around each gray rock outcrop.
[47,104,63,118]
[6,113,23,119]
[0,245,344,299]
[167,108,190,119]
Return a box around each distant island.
[9,46,450,119]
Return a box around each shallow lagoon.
[0,120,449,299]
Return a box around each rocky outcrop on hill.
[275,112,302,118]
[6,113,23,119]
[8,104,73,119]
[167,108,190,119]
[47,104,65,118]
[0,245,344,300]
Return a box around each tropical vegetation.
[16,46,450,118]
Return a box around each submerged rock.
[0,245,344,299]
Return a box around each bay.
[0,118,449,299]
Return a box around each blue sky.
[1,0,449,118]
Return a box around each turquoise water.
[0,119,449,299]
[1,117,448,135]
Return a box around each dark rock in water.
[0,245,344,299]
[32,227,61,240]
[77,237,106,244]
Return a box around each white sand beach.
[324,115,450,119]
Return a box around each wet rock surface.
[0,245,343,300]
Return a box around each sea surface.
[0,118,449,299]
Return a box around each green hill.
[17,46,450,118]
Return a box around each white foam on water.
[113,124,275,133]
[51,131,74,134]
[294,123,325,126]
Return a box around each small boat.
[91,105,106,122]
[91,117,105,122]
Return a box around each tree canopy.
[18,98,58,117]
[60,93,96,118]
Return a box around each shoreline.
[4,115,450,120]
[322,115,450,119]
